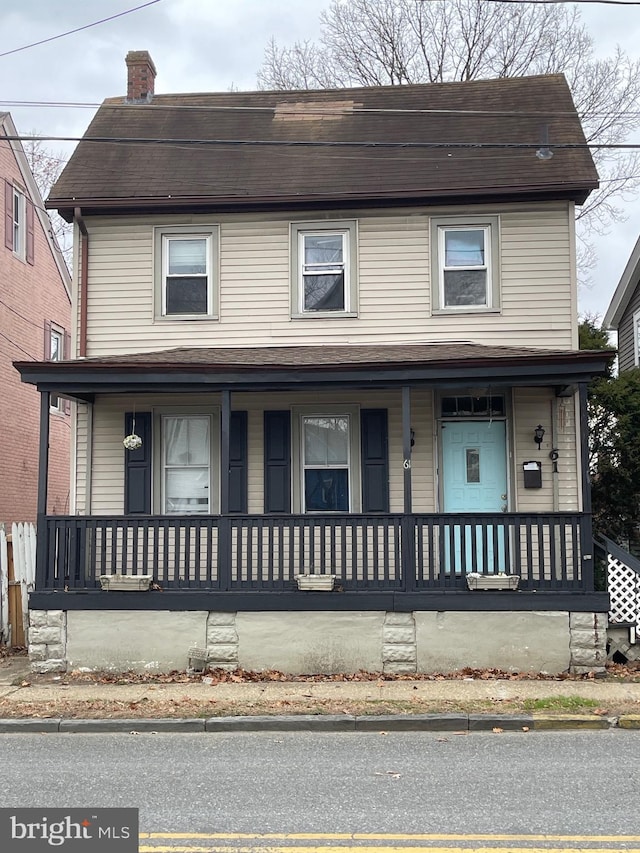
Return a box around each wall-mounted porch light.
[534,424,545,450]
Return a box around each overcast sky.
[2,0,640,320]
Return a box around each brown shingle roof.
[49,75,597,217]
[41,342,606,370]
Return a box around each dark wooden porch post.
[401,385,416,590]
[219,390,231,590]
[35,390,50,591]
[578,382,594,591]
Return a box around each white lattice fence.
[608,552,640,630]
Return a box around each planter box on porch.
[466,573,520,591]
[99,573,153,591]
[295,574,336,591]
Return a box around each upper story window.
[291,221,357,318]
[154,225,218,319]
[4,180,34,264]
[13,187,25,257]
[431,215,500,313]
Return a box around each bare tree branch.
[257,0,640,258]
[22,134,72,272]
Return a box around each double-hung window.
[13,187,25,258]
[155,226,218,318]
[49,326,64,411]
[162,414,212,513]
[291,221,357,317]
[431,216,500,312]
[302,415,351,512]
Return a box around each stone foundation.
[568,612,607,674]
[29,610,66,673]
[28,609,609,675]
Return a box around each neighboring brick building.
[1,113,71,524]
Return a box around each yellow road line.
[139,847,640,853]
[141,834,640,842]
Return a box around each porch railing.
[37,512,592,593]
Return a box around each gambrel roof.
[48,74,598,221]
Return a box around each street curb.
[469,714,533,731]
[531,714,610,730]
[0,713,631,732]
[58,718,206,733]
[354,714,468,731]
[205,714,356,731]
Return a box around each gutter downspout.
[74,207,88,357]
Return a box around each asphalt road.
[1,731,638,849]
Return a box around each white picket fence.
[0,522,36,645]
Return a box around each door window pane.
[466,448,480,484]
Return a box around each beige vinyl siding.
[73,403,90,514]
[512,388,579,513]
[86,390,435,515]
[82,202,576,356]
[81,388,573,517]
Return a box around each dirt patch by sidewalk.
[0,694,638,720]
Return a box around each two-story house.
[1,112,71,526]
[16,52,611,676]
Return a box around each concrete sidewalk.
[1,655,639,732]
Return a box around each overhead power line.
[3,134,640,152]
[0,0,165,59]
[3,99,640,120]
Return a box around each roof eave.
[604,233,640,330]
[14,349,614,396]
[48,181,598,222]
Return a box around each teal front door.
[441,420,508,573]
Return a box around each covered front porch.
[17,342,611,613]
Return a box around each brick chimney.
[125,50,156,103]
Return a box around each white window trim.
[633,309,640,367]
[49,325,64,412]
[153,407,220,514]
[153,225,219,320]
[430,215,501,314]
[290,220,358,319]
[292,406,361,513]
[12,186,26,261]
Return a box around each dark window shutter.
[43,319,52,359]
[228,410,248,514]
[264,410,291,513]
[124,412,152,515]
[26,199,35,265]
[4,180,13,250]
[361,409,389,513]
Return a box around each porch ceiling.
[15,342,613,402]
